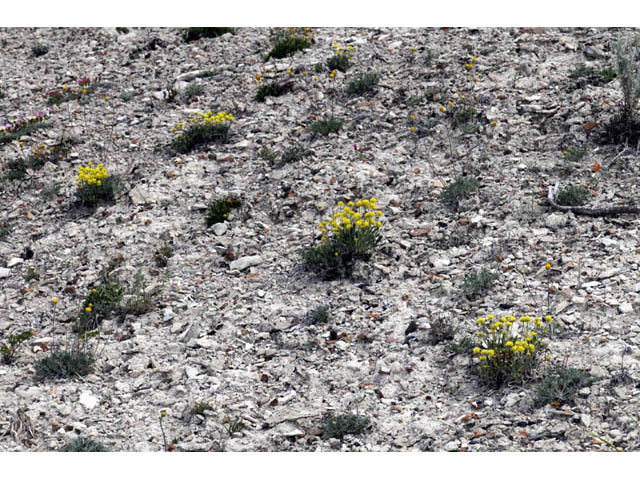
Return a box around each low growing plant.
[556,185,589,206]
[1,330,33,365]
[31,43,49,57]
[439,176,480,206]
[170,111,234,153]
[308,305,329,324]
[536,366,594,406]
[123,269,155,316]
[58,436,109,452]
[74,162,119,207]
[46,77,93,106]
[35,347,96,380]
[75,283,123,333]
[427,318,456,345]
[190,401,213,416]
[154,242,174,268]
[463,268,498,299]
[182,27,235,42]
[304,198,383,279]
[255,79,294,102]
[308,116,343,137]
[471,313,553,388]
[326,41,354,73]
[325,413,370,439]
[347,71,380,96]
[205,197,241,227]
[265,28,312,60]
[0,110,51,145]
[562,147,586,162]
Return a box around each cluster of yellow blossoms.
[317,198,383,244]
[473,314,552,361]
[331,40,355,58]
[172,111,235,133]
[75,162,109,189]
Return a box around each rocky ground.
[1,27,640,452]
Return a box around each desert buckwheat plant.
[472,314,553,388]
[170,111,234,153]
[75,162,118,206]
[304,198,383,279]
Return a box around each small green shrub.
[325,413,370,439]
[74,163,120,207]
[3,158,27,181]
[536,366,594,406]
[556,185,589,206]
[447,336,474,355]
[120,90,136,102]
[58,436,109,452]
[1,330,33,365]
[35,348,95,380]
[0,110,51,145]
[255,80,294,102]
[308,116,343,137]
[170,111,234,153]
[327,41,354,73]
[223,416,246,436]
[75,283,123,333]
[0,222,12,241]
[183,83,204,101]
[24,268,40,282]
[308,305,329,324]
[46,77,93,106]
[347,72,380,96]
[259,145,277,162]
[427,318,456,345]
[439,176,480,206]
[471,313,553,388]
[31,43,49,57]
[615,33,640,123]
[562,147,586,162]
[190,401,213,416]
[182,27,235,42]
[304,198,383,279]
[265,35,311,60]
[205,197,241,227]
[569,64,616,85]
[123,269,154,316]
[280,143,311,164]
[154,242,174,268]
[40,182,62,201]
[463,268,498,299]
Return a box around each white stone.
[7,257,23,267]
[619,303,634,314]
[545,213,567,229]
[79,391,99,410]
[212,222,227,236]
[184,365,199,379]
[230,255,263,271]
[0,268,10,278]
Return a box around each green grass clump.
[439,176,480,206]
[0,222,12,241]
[123,269,155,316]
[58,437,109,452]
[182,27,235,42]
[308,116,343,137]
[447,336,474,355]
[190,401,213,416]
[327,54,350,73]
[427,318,456,345]
[35,349,95,380]
[325,413,370,439]
[75,283,123,333]
[569,64,617,85]
[347,72,380,96]
[205,197,241,227]
[304,198,383,279]
[31,43,49,57]
[472,313,553,388]
[154,242,174,268]
[1,330,33,365]
[463,268,498,299]
[280,143,311,164]
[562,147,586,162]
[308,305,329,324]
[536,366,594,406]
[255,80,294,102]
[170,111,234,154]
[556,185,589,206]
[265,35,311,60]
[183,83,204,101]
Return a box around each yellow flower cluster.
[331,40,355,58]
[172,111,235,132]
[465,56,477,69]
[75,162,109,189]
[316,198,383,243]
